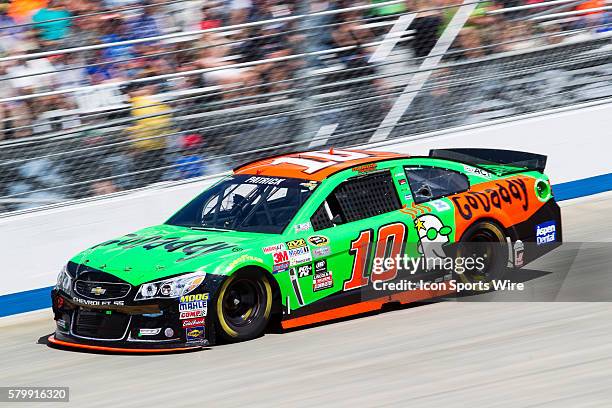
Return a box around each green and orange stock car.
[50,148,561,352]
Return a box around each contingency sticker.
[262,243,286,254]
[536,221,557,245]
[288,247,312,266]
[313,271,333,292]
[185,326,205,342]
[179,293,208,319]
[308,235,330,247]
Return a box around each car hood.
[71,224,268,286]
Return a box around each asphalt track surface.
[1,192,612,408]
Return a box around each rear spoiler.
[429,148,547,173]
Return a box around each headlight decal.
[56,265,72,294]
[134,272,206,301]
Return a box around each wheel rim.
[460,229,500,284]
[221,278,266,330]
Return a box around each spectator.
[7,0,47,23]
[126,2,161,41]
[50,52,88,89]
[173,133,206,180]
[228,0,252,25]
[197,35,260,100]
[125,82,174,186]
[32,0,72,45]
[200,3,223,30]
[99,15,135,62]
[407,0,447,58]
[5,47,55,93]
[0,0,610,213]
[0,2,25,56]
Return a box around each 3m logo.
[273,251,289,264]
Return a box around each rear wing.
[429,148,547,173]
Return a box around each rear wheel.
[457,221,508,292]
[216,270,272,342]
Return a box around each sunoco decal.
[186,326,205,342]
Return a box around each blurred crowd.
[0,0,610,211]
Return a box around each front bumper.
[50,283,219,352]
[47,334,203,353]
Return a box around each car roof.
[234,149,408,181]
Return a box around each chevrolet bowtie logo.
[90,286,106,296]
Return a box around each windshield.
[166,175,318,234]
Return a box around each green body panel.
[70,157,549,311]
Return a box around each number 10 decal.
[343,222,407,291]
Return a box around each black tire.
[456,220,509,293]
[215,269,272,342]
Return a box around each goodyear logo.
[286,238,307,250]
[180,293,209,303]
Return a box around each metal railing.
[0,0,610,213]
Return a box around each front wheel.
[215,270,272,342]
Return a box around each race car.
[49,148,561,352]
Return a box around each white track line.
[308,123,339,148]
[368,13,417,63]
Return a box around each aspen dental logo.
[536,221,557,245]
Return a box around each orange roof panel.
[234,149,407,181]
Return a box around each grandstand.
[0,0,610,213]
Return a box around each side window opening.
[405,166,469,203]
[310,171,401,231]
[311,202,335,231]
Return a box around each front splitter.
[47,335,205,354]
